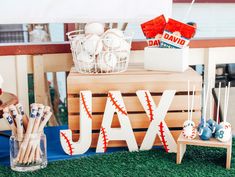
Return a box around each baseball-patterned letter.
[96,91,138,153]
[60,91,92,155]
[137,90,177,153]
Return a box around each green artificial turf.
[0,139,234,177]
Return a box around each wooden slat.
[72,130,181,148]
[67,67,202,94]
[68,95,201,113]
[68,112,201,130]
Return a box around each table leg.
[226,145,232,169]
[177,143,186,164]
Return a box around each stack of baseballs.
[69,23,131,73]
[3,103,52,165]
[0,74,3,95]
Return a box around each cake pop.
[198,82,212,140]
[182,83,197,139]
[216,83,232,142]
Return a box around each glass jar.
[10,133,47,172]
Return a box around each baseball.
[215,128,231,142]
[102,29,124,50]
[183,120,195,129]
[219,121,232,133]
[85,23,104,36]
[83,34,103,55]
[182,126,197,140]
[76,52,95,70]
[97,52,118,71]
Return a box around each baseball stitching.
[100,126,108,152]
[144,92,154,121]
[159,122,169,153]
[108,93,127,116]
[60,132,74,155]
[81,92,92,119]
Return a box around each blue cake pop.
[198,126,212,140]
[207,119,217,134]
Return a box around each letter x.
[137,90,177,153]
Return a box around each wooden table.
[0,92,18,130]
[177,132,232,169]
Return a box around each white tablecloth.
[0,0,172,24]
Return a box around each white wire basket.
[67,30,133,74]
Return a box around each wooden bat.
[35,111,52,163]
[3,113,17,135]
[25,104,45,164]
[16,103,29,131]
[15,115,24,142]
[17,104,38,164]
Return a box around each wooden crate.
[67,64,202,148]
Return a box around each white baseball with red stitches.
[219,121,232,133]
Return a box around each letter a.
[96,91,138,153]
[60,91,92,155]
[137,90,177,153]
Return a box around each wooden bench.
[177,133,232,169]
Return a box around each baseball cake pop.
[182,82,197,139]
[198,83,212,140]
[216,83,232,142]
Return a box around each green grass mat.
[1,140,234,177]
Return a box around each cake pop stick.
[225,82,230,122]
[183,0,196,22]
[187,80,190,121]
[223,86,228,122]
[204,82,210,127]
[190,86,196,121]
[3,113,17,135]
[16,103,28,131]
[17,104,38,163]
[216,82,221,124]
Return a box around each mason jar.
[10,133,47,172]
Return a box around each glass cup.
[10,133,47,172]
